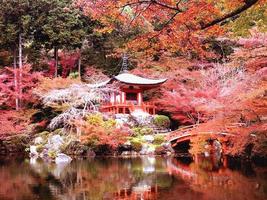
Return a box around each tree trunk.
[13,48,19,110]
[78,54,81,80]
[18,33,23,108]
[54,46,58,77]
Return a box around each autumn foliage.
[0,65,41,108]
[75,113,128,149]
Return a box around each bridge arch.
[169,132,234,153]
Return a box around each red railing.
[100,101,156,115]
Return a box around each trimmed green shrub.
[132,127,153,136]
[130,137,143,152]
[69,72,79,79]
[153,135,165,145]
[86,113,104,126]
[153,115,170,128]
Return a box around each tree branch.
[200,0,259,29]
[122,0,259,30]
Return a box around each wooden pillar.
[121,92,125,103]
[110,92,115,105]
[113,92,116,104]
[138,92,142,106]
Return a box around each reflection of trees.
[28,157,173,200]
[0,160,57,200]
[1,157,265,200]
[167,157,267,200]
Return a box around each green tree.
[0,0,32,109]
[31,0,94,77]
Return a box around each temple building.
[100,72,167,115]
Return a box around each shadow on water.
[0,155,266,200]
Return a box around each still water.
[0,156,266,200]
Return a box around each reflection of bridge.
[167,123,243,149]
[113,185,158,200]
[167,159,231,186]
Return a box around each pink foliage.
[0,65,41,108]
[238,31,267,48]
[60,52,80,78]
[0,110,27,138]
[47,52,79,78]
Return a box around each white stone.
[143,135,154,143]
[55,153,72,164]
[34,136,43,145]
[30,145,38,157]
[47,134,64,151]
[140,144,155,155]
[143,166,155,173]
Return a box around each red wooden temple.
[100,72,167,115]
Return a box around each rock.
[55,153,72,164]
[121,151,132,156]
[34,137,43,145]
[49,134,64,146]
[140,144,155,155]
[30,145,38,157]
[0,134,31,155]
[87,149,96,157]
[120,151,138,156]
[39,148,49,159]
[143,135,154,143]
[155,146,166,155]
[64,141,91,156]
[155,143,174,155]
[46,134,64,151]
[119,141,132,152]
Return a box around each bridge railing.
[168,122,246,142]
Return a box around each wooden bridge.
[167,123,245,149]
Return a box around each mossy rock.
[153,135,165,145]
[153,115,170,128]
[48,150,57,159]
[53,128,63,135]
[132,127,153,136]
[38,131,50,137]
[130,138,143,152]
[0,134,31,154]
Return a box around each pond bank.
[1,133,267,165]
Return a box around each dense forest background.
[0,0,266,157]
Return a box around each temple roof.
[113,72,167,85]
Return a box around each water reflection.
[0,156,266,200]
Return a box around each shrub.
[76,114,128,149]
[153,115,170,128]
[86,113,104,126]
[130,137,143,152]
[153,135,165,145]
[132,127,153,136]
[69,72,79,79]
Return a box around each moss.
[48,150,57,159]
[132,127,153,136]
[86,113,104,126]
[129,137,143,152]
[153,115,170,128]
[103,119,116,129]
[53,128,63,135]
[153,135,165,145]
[38,131,50,137]
[36,144,44,153]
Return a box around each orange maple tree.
[75,0,263,57]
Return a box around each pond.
[0,156,266,200]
